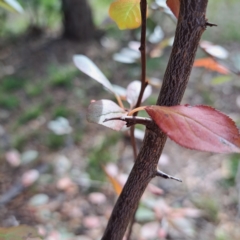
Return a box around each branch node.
[104,116,152,127]
[156,169,182,182]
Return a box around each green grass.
[221,154,240,186]
[0,94,19,110]
[193,196,219,223]
[48,65,79,88]
[45,133,65,150]
[25,83,44,97]
[1,76,26,92]
[52,106,72,119]
[18,105,42,124]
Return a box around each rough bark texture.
[62,0,95,41]
[101,0,209,239]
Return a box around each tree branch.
[101,0,209,239]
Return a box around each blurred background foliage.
[0,0,240,239]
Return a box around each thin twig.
[134,0,148,110]
[127,1,148,239]
[205,21,217,27]
[104,116,152,127]
[156,169,182,182]
[129,0,148,162]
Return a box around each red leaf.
[166,0,180,18]
[145,105,240,153]
[194,57,229,74]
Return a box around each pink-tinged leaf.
[145,105,240,153]
[126,80,152,108]
[87,100,127,131]
[21,169,40,187]
[166,0,180,18]
[112,84,127,98]
[73,55,114,93]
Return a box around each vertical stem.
[101,0,209,239]
[135,0,148,109]
[128,2,147,235]
[130,0,148,160]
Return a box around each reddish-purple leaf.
[166,0,180,18]
[145,105,240,153]
[87,100,127,131]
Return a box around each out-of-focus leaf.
[134,128,145,140]
[0,0,23,13]
[148,77,162,88]
[57,177,75,191]
[141,221,160,239]
[150,37,174,58]
[148,183,164,196]
[200,41,229,59]
[128,41,140,51]
[5,150,21,167]
[145,105,240,153]
[169,217,195,237]
[87,100,127,131]
[0,225,41,240]
[28,193,49,206]
[136,207,156,223]
[102,165,122,195]
[21,169,40,187]
[113,53,137,64]
[194,58,229,74]
[47,117,72,135]
[211,75,231,85]
[166,0,180,18]
[113,48,140,64]
[109,0,141,30]
[83,216,101,229]
[148,26,164,44]
[21,150,39,165]
[126,80,152,108]
[88,192,107,205]
[112,84,127,99]
[155,0,174,16]
[73,55,114,93]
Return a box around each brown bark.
[62,0,95,41]
[101,0,209,239]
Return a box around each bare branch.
[104,116,152,127]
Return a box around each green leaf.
[0,0,23,13]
